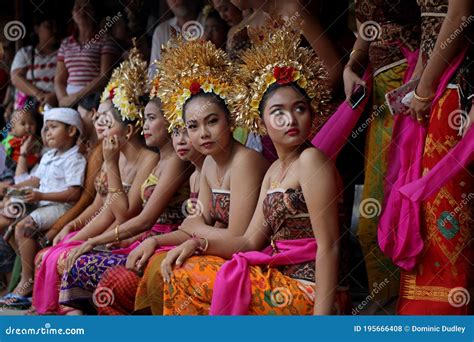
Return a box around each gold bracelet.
[349,48,364,59]
[115,224,120,241]
[414,89,435,103]
[108,187,123,194]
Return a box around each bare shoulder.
[298,147,331,169]
[233,143,269,169]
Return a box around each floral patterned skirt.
[163,255,351,315]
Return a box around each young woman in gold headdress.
[159,27,351,315]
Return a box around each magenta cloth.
[33,231,84,314]
[399,127,474,202]
[209,238,317,315]
[378,49,467,271]
[311,67,373,161]
[111,223,178,255]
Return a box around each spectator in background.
[10,15,59,112]
[202,5,229,49]
[148,0,203,77]
[55,0,119,108]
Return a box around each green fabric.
[1,134,14,157]
[7,255,21,293]
[232,127,248,145]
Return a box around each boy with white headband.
[0,107,86,306]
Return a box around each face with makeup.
[143,100,170,149]
[183,94,233,156]
[261,85,313,148]
[172,127,202,162]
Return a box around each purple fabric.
[311,67,373,161]
[378,49,467,271]
[33,231,83,314]
[209,238,317,315]
[399,127,473,202]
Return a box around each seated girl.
[159,27,351,315]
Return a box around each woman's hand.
[58,94,79,107]
[408,85,436,125]
[161,239,199,283]
[125,237,158,272]
[40,92,57,107]
[102,134,121,165]
[343,66,366,101]
[65,240,96,271]
[53,222,76,246]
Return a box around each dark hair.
[258,82,312,117]
[182,91,231,122]
[78,92,101,111]
[206,8,230,29]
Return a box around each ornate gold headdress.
[237,21,331,134]
[101,39,148,126]
[150,37,247,131]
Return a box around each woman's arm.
[11,68,44,99]
[299,148,340,315]
[105,149,159,222]
[409,0,473,121]
[54,60,68,102]
[89,156,191,246]
[68,203,116,241]
[180,149,268,237]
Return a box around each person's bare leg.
[13,217,37,296]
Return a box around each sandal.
[0,293,32,309]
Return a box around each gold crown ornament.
[150,37,248,131]
[237,20,331,135]
[101,39,148,126]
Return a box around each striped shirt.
[57,35,118,94]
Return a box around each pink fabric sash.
[210,238,317,315]
[33,231,83,314]
[311,67,373,161]
[399,126,473,202]
[378,49,467,271]
[112,223,178,255]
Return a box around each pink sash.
[33,232,83,314]
[399,127,473,202]
[210,238,316,315]
[378,49,467,271]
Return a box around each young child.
[0,108,40,182]
[0,107,86,305]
